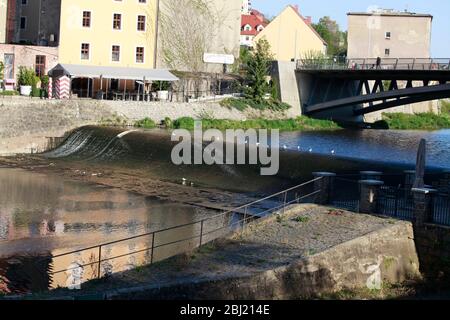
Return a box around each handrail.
[297,58,450,71]
[44,177,322,284]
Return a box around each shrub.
[135,118,157,129]
[31,87,41,97]
[173,117,196,130]
[17,67,39,87]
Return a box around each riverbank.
[3,204,421,300]
[135,116,341,131]
[380,112,450,130]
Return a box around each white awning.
[48,64,179,81]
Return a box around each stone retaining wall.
[0,97,294,155]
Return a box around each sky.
[252,0,450,57]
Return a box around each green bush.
[163,117,173,128]
[173,117,196,130]
[31,87,41,97]
[382,112,450,130]
[17,66,39,87]
[135,118,157,129]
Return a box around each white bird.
[182,178,187,185]
[331,150,336,155]
[308,148,313,153]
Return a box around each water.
[279,129,450,170]
[0,168,213,293]
[1,126,449,293]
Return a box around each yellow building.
[254,6,327,62]
[58,0,157,69]
[49,0,178,98]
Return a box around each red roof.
[241,10,268,36]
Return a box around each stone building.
[347,9,432,59]
[347,9,439,122]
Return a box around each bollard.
[312,172,336,205]
[412,188,437,226]
[359,180,384,214]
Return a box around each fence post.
[312,172,336,205]
[97,245,102,279]
[359,180,384,214]
[412,188,437,227]
[243,206,248,231]
[150,233,155,264]
[199,220,204,247]
[283,191,288,213]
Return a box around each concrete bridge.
[288,58,450,123]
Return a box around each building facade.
[347,10,432,59]
[58,0,157,69]
[347,9,438,122]
[254,6,327,62]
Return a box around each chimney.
[304,16,312,25]
[293,5,299,13]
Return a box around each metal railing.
[330,172,450,226]
[40,177,322,289]
[297,58,450,71]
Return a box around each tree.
[243,38,274,102]
[313,16,347,57]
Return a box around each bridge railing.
[297,58,450,71]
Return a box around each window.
[112,45,120,62]
[21,0,27,5]
[81,43,90,60]
[385,32,391,39]
[35,55,46,77]
[136,47,144,63]
[113,14,122,30]
[137,15,146,31]
[82,11,91,27]
[385,48,390,56]
[244,24,251,31]
[20,17,26,29]
[138,0,147,3]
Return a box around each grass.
[294,216,310,223]
[220,97,291,112]
[0,90,19,96]
[382,112,450,130]
[441,100,450,114]
[134,117,157,129]
[163,116,340,131]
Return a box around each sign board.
[203,53,235,65]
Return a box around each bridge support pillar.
[312,172,336,205]
[412,188,437,227]
[358,180,384,214]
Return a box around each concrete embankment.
[23,204,420,300]
[0,97,294,155]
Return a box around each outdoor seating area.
[48,64,178,101]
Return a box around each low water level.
[0,168,213,293]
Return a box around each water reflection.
[0,168,211,293]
